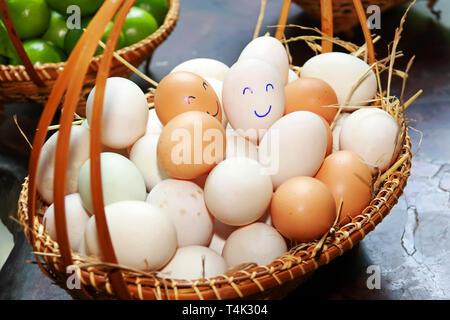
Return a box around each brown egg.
[271,176,336,242]
[157,111,226,180]
[285,77,338,124]
[315,150,372,225]
[319,115,333,156]
[154,71,222,125]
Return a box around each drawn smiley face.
[223,59,285,143]
[242,83,275,118]
[155,71,222,125]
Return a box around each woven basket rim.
[0,0,179,79]
[16,93,412,299]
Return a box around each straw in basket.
[16,0,420,299]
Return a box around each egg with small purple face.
[222,58,285,144]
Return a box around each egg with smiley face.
[154,71,222,125]
[222,59,285,144]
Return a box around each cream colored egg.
[86,77,149,149]
[208,218,236,255]
[225,128,258,161]
[204,76,227,127]
[222,223,287,267]
[146,179,213,247]
[159,246,227,280]
[130,133,170,191]
[239,36,289,84]
[84,201,177,271]
[339,108,399,173]
[204,157,273,226]
[170,58,230,82]
[37,125,90,204]
[43,193,90,251]
[145,108,163,135]
[332,112,351,153]
[288,69,299,83]
[78,152,146,213]
[223,58,285,144]
[258,111,328,189]
[301,52,377,105]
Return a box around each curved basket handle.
[27,0,134,299]
[0,0,45,87]
[320,0,375,64]
[275,0,291,40]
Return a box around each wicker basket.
[16,0,414,300]
[293,0,411,33]
[0,0,179,114]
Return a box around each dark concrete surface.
[0,0,449,300]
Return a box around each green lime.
[9,39,65,65]
[6,0,51,40]
[0,20,16,58]
[99,22,127,54]
[45,0,104,17]
[134,0,168,25]
[122,7,158,47]
[63,16,90,55]
[42,11,69,49]
[64,17,126,56]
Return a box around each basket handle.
[275,0,291,40]
[27,0,133,299]
[320,0,376,64]
[275,0,375,64]
[0,0,45,87]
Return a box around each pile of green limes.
[0,0,168,66]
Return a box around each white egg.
[145,108,163,135]
[223,58,285,144]
[86,77,149,149]
[159,246,227,280]
[77,152,146,213]
[146,179,213,247]
[208,218,236,255]
[43,193,90,251]
[331,112,351,153]
[130,134,170,191]
[204,77,228,127]
[239,36,289,85]
[84,200,177,271]
[339,108,399,173]
[208,210,271,255]
[288,69,299,83]
[225,129,258,161]
[170,58,230,82]
[301,52,377,105]
[37,125,90,204]
[222,223,287,267]
[258,111,327,188]
[204,157,273,226]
